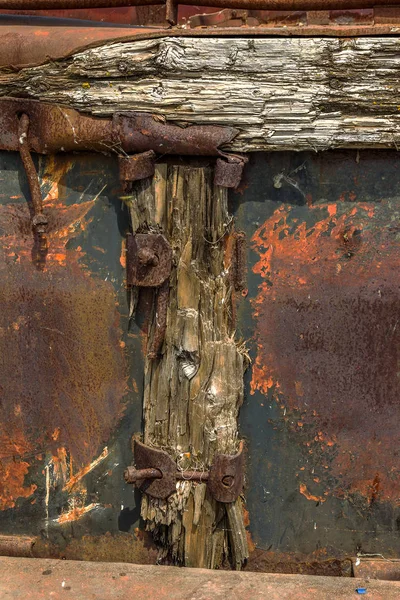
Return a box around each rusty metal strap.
[0,0,398,13]
[0,98,238,157]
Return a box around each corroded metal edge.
[0,557,399,598]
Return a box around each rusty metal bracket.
[214,154,248,189]
[113,112,238,157]
[127,233,172,288]
[125,440,245,503]
[119,150,156,192]
[127,233,172,358]
[0,99,238,158]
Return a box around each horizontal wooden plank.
[2,36,400,150]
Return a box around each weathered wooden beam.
[2,36,400,151]
[129,165,248,568]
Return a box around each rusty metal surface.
[209,442,245,503]
[0,100,238,160]
[17,113,49,270]
[0,151,146,560]
[0,98,113,153]
[245,548,353,576]
[0,7,142,24]
[114,113,238,157]
[215,156,248,189]
[1,0,400,12]
[353,559,400,580]
[119,151,156,191]
[233,150,400,560]
[2,557,400,599]
[132,441,177,499]
[128,440,244,501]
[0,535,35,557]
[0,0,156,7]
[126,233,172,287]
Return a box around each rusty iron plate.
[209,443,245,503]
[353,558,400,581]
[126,233,172,287]
[233,149,400,560]
[119,151,156,189]
[0,151,145,561]
[132,441,177,499]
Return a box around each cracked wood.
[129,164,248,569]
[2,37,400,150]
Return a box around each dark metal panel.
[232,150,400,561]
[0,151,153,562]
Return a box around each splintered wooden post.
[129,164,248,569]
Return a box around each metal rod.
[0,0,157,7]
[18,113,48,271]
[18,114,43,219]
[176,471,209,482]
[124,467,162,483]
[124,467,209,483]
[0,0,397,11]
[170,0,397,9]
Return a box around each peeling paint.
[0,155,127,510]
[251,199,400,505]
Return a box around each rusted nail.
[214,154,248,188]
[147,280,169,359]
[119,150,156,193]
[18,113,48,270]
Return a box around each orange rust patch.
[0,460,37,510]
[56,502,99,524]
[0,155,127,510]
[251,200,400,504]
[299,483,326,504]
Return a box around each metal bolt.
[137,247,159,267]
[222,475,234,488]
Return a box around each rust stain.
[33,531,158,564]
[251,200,400,504]
[63,447,109,492]
[0,155,127,510]
[0,460,37,510]
[56,502,100,524]
[299,483,326,503]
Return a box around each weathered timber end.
[129,165,248,568]
[2,36,400,151]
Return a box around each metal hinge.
[126,232,172,359]
[124,440,245,503]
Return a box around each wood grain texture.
[129,165,248,569]
[2,36,400,150]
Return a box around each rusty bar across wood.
[0,0,399,11]
[0,536,35,558]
